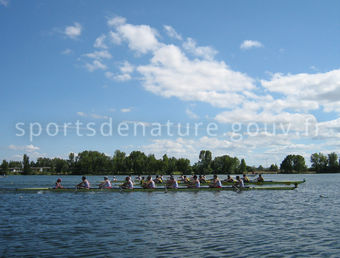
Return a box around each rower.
[234,176,245,188]
[135,175,141,181]
[140,176,145,185]
[99,176,112,189]
[166,176,179,189]
[121,176,134,189]
[187,175,200,188]
[242,174,250,183]
[154,175,163,184]
[183,175,190,184]
[199,175,207,183]
[54,178,63,189]
[209,174,222,188]
[143,176,156,189]
[112,176,117,182]
[225,175,234,183]
[77,176,90,189]
[256,174,264,182]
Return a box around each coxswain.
[54,178,63,189]
[256,174,264,182]
[209,174,222,188]
[121,176,134,189]
[143,176,156,189]
[77,176,90,189]
[234,176,245,188]
[166,176,179,189]
[225,175,234,183]
[188,175,200,188]
[99,176,112,189]
[242,174,250,183]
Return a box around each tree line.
[1,150,340,175]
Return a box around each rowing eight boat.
[109,179,306,186]
[15,186,298,192]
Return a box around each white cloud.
[84,50,112,60]
[61,48,73,55]
[240,40,263,50]
[183,38,217,60]
[114,73,132,81]
[64,22,82,39]
[109,17,160,54]
[9,144,40,152]
[137,44,255,108]
[164,25,182,40]
[85,60,107,72]
[107,16,127,27]
[261,69,340,112]
[186,108,199,119]
[109,31,122,45]
[94,34,108,49]
[76,111,108,119]
[121,108,132,113]
[77,112,87,117]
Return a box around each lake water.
[1,174,340,257]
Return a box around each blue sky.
[1,0,340,166]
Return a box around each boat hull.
[16,186,298,192]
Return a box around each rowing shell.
[109,179,305,186]
[15,186,298,192]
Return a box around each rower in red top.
[209,174,222,188]
[77,176,90,189]
[54,178,63,189]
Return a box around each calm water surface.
[1,174,340,257]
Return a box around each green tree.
[22,154,31,175]
[269,164,279,172]
[176,158,191,174]
[281,155,307,173]
[198,150,212,174]
[112,150,127,174]
[328,152,339,172]
[311,153,328,172]
[239,159,247,173]
[1,160,9,174]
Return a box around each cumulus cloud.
[121,108,132,113]
[137,44,254,108]
[240,40,263,50]
[164,25,182,40]
[183,37,217,60]
[94,34,108,49]
[64,22,82,39]
[261,69,340,112]
[84,50,112,60]
[108,17,160,54]
[9,144,40,152]
[85,60,107,72]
